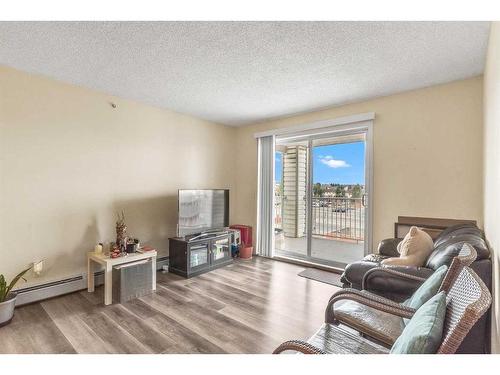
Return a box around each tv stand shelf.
[168,232,233,278]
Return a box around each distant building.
[315,183,365,198]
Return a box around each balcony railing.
[274,196,365,241]
[312,197,364,241]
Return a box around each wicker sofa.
[274,264,491,354]
[339,223,492,353]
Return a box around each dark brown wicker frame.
[274,245,489,355]
[437,266,491,354]
[272,340,326,354]
[325,288,416,324]
[274,265,491,354]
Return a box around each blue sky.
[275,141,365,185]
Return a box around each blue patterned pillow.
[402,265,447,324]
[390,291,446,354]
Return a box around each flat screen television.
[177,189,229,237]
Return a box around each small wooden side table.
[87,250,157,305]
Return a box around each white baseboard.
[15,256,169,306]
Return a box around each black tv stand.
[168,231,233,278]
[184,229,229,243]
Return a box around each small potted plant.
[0,266,32,327]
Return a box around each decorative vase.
[116,212,127,251]
[0,293,17,327]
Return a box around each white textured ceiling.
[0,22,491,126]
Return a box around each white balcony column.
[282,145,308,238]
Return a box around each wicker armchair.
[437,264,492,353]
[321,244,477,347]
[273,265,491,354]
[272,340,327,354]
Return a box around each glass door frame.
[274,120,373,266]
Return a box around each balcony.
[274,196,365,266]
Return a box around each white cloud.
[320,155,350,168]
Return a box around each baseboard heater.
[14,256,169,306]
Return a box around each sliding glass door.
[309,134,366,266]
[273,128,370,269]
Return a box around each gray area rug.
[298,268,343,287]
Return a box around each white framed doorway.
[257,113,374,269]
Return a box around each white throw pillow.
[381,226,434,267]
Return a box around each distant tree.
[352,184,362,198]
[313,183,325,197]
[335,186,345,197]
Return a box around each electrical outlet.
[33,260,44,276]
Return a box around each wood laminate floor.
[0,257,339,354]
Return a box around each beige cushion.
[334,300,405,346]
[381,226,434,267]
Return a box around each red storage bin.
[229,224,253,246]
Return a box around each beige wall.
[0,64,486,293]
[483,21,500,354]
[234,77,484,250]
[0,66,236,284]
